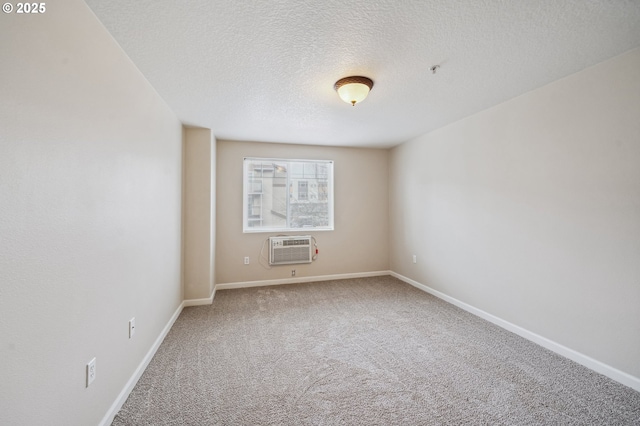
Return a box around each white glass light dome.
[334,76,374,106]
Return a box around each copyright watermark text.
[3,3,47,14]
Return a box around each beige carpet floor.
[112,275,640,425]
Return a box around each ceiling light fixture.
[334,76,374,106]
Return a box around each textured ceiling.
[85,0,640,148]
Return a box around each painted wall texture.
[216,140,389,284]
[389,48,640,379]
[183,128,216,300]
[0,1,183,424]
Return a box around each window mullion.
[286,161,291,229]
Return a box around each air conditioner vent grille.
[283,239,310,246]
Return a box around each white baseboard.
[99,301,185,426]
[390,271,640,392]
[216,270,391,291]
[183,287,217,307]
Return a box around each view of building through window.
[243,158,334,232]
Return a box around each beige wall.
[216,140,389,284]
[389,48,640,378]
[183,128,216,300]
[0,1,183,425]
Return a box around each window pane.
[243,158,333,232]
[271,162,287,220]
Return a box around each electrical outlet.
[291,269,296,277]
[86,358,96,387]
[129,317,136,338]
[244,256,250,265]
[412,254,417,264]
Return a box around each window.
[298,181,308,201]
[243,157,334,232]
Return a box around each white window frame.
[243,157,334,233]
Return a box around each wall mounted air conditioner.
[269,236,312,265]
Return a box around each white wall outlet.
[244,256,250,265]
[412,254,417,264]
[129,317,136,338]
[291,269,296,277]
[86,358,96,387]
